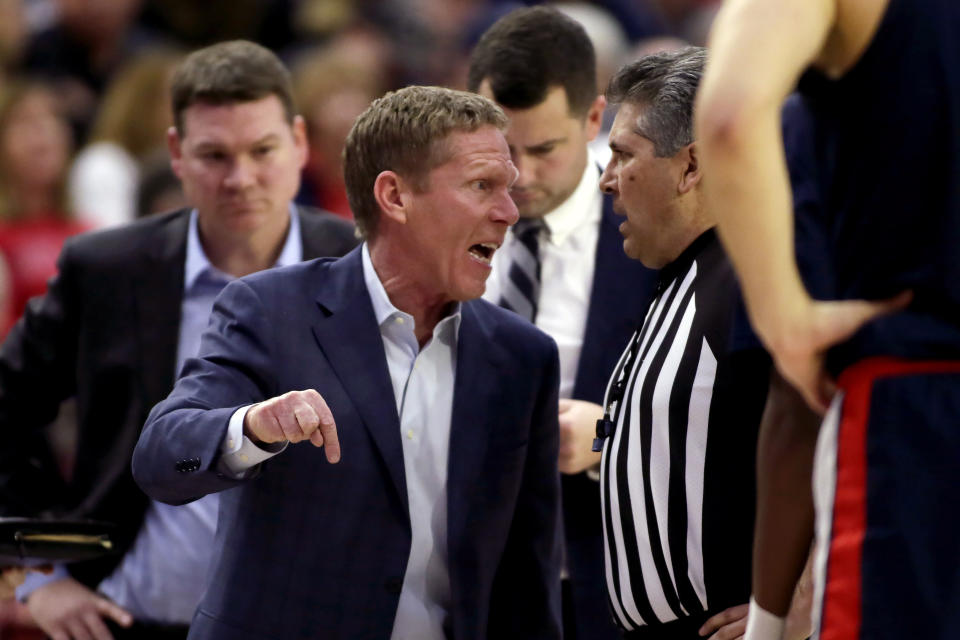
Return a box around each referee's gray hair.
[606,46,705,158]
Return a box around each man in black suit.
[0,40,356,639]
[468,8,657,639]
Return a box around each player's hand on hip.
[244,389,340,463]
[771,292,911,413]
[26,576,132,640]
[557,399,603,475]
[699,602,748,640]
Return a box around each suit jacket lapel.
[447,302,503,543]
[310,248,408,511]
[136,210,189,410]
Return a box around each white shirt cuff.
[218,405,287,477]
[16,564,69,602]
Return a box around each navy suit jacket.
[133,247,563,640]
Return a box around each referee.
[595,48,770,639]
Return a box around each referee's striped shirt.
[598,229,769,632]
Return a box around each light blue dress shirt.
[15,208,303,622]
[97,208,302,623]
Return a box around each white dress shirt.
[483,157,602,398]
[224,243,459,639]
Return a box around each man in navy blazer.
[133,86,563,639]
[469,8,657,638]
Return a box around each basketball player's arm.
[696,0,908,413]
[752,370,818,626]
[695,0,833,410]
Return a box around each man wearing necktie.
[469,7,658,639]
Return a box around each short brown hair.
[467,6,597,117]
[343,85,507,238]
[171,40,295,134]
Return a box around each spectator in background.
[1,40,356,640]
[138,0,297,53]
[0,0,27,73]
[68,48,183,229]
[292,43,385,220]
[0,79,86,339]
[135,148,187,218]
[22,0,157,144]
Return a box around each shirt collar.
[361,242,462,335]
[183,204,303,290]
[659,226,718,287]
[541,152,603,245]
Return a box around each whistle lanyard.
[592,269,677,452]
[592,320,647,452]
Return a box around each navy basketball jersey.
[798,0,960,372]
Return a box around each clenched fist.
[244,389,341,463]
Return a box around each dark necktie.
[498,217,546,322]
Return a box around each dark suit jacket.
[0,206,357,587]
[562,193,658,638]
[132,247,564,640]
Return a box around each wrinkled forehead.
[439,127,513,170]
[441,124,508,155]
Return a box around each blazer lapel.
[310,248,408,511]
[447,302,504,541]
[135,211,189,409]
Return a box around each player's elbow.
[695,89,758,157]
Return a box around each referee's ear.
[677,141,702,195]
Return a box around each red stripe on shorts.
[820,357,960,640]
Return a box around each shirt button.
[240,454,249,462]
[395,317,404,324]
[406,429,414,440]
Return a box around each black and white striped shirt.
[598,229,769,631]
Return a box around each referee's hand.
[699,603,748,639]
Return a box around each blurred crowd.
[0,1,719,634]
[0,0,720,341]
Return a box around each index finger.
[302,390,340,463]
